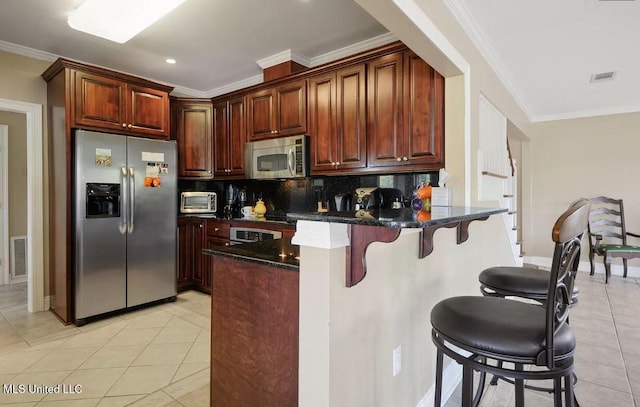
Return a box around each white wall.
[525,112,640,271]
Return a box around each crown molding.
[443,0,534,122]
[206,74,264,98]
[256,49,312,69]
[0,40,58,62]
[309,32,397,67]
[532,104,640,123]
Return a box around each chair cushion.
[479,266,579,301]
[431,296,575,361]
[602,244,640,254]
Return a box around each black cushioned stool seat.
[431,296,576,360]
[479,266,579,304]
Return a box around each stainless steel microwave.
[180,191,217,214]
[245,135,309,179]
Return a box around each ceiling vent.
[590,71,617,83]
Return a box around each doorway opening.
[0,98,44,313]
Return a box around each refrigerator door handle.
[119,166,128,234]
[128,167,135,234]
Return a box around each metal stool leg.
[434,348,444,407]
[462,365,474,407]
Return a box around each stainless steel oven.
[229,226,282,245]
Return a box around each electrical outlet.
[393,346,402,376]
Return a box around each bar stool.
[480,200,586,306]
[430,200,590,407]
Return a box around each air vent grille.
[590,71,617,83]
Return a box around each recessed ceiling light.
[68,0,187,44]
[590,71,617,83]
[166,58,177,64]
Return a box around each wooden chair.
[431,200,590,407]
[588,196,640,283]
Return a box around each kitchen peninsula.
[204,206,505,406]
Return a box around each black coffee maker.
[353,187,381,210]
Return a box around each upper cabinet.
[246,80,307,141]
[44,59,172,139]
[213,96,245,177]
[309,65,367,174]
[172,98,213,178]
[367,51,444,170]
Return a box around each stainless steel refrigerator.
[74,129,177,322]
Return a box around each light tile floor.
[2,271,640,406]
[0,283,210,406]
[446,272,640,407]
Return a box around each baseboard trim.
[523,256,640,278]
[416,357,462,407]
[44,295,50,311]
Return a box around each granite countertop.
[286,206,507,228]
[203,237,299,271]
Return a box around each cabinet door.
[276,80,307,137]
[213,101,230,176]
[367,53,404,168]
[336,64,367,170]
[176,102,213,178]
[403,52,445,167]
[228,96,246,176]
[189,221,205,284]
[246,89,275,140]
[127,84,170,139]
[177,219,192,290]
[74,71,126,131]
[309,72,337,173]
[214,97,245,177]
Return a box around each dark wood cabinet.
[367,52,404,168]
[74,70,170,139]
[177,218,206,292]
[367,51,444,170]
[213,96,245,177]
[309,65,367,174]
[246,80,307,140]
[173,99,213,178]
[402,51,444,167]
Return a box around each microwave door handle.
[288,147,295,176]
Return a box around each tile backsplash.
[178,171,438,216]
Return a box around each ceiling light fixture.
[166,58,177,64]
[68,0,187,44]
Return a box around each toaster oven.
[180,191,217,214]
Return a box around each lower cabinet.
[177,218,207,293]
[178,217,296,294]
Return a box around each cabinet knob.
[396,157,402,162]
[127,124,133,129]
[403,156,408,161]
[335,162,340,166]
[330,162,335,166]
[122,123,127,128]
[225,243,230,246]
[214,227,220,231]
